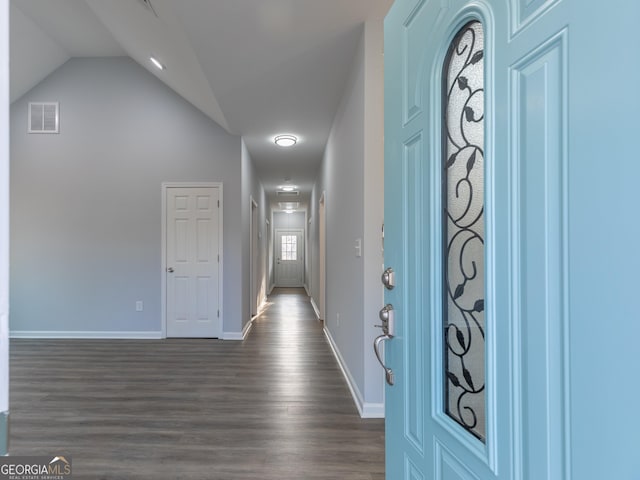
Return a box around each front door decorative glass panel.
[442,20,486,441]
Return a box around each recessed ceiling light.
[274,134,297,147]
[150,57,165,70]
[285,209,294,214]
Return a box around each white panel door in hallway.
[275,229,303,287]
[165,186,221,338]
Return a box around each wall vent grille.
[28,102,59,134]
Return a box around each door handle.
[167,267,174,273]
[374,304,395,385]
[374,335,394,386]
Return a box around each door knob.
[381,267,395,290]
[376,304,395,336]
[167,267,174,273]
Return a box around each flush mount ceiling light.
[274,134,297,147]
[150,57,165,70]
[279,185,297,192]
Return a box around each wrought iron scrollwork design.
[442,21,486,442]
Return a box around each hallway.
[9,288,385,479]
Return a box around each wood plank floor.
[9,288,385,479]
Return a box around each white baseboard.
[310,297,321,320]
[222,332,243,340]
[323,327,385,419]
[223,317,254,341]
[10,330,163,339]
[243,318,254,338]
[304,284,310,296]
[361,402,385,418]
[257,297,269,315]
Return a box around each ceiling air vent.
[276,191,300,198]
[28,102,59,134]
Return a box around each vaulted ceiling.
[10,0,392,204]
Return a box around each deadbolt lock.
[381,267,395,290]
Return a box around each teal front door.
[383,0,640,478]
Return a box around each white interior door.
[275,229,303,287]
[166,186,221,338]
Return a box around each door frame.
[318,192,326,320]
[249,196,259,317]
[0,0,9,453]
[161,182,224,338]
[274,228,305,287]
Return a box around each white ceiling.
[10,0,393,205]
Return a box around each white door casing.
[163,183,222,338]
[250,197,259,316]
[318,193,326,320]
[0,0,9,452]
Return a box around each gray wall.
[10,57,245,336]
[309,21,385,415]
[273,211,305,230]
[240,140,268,332]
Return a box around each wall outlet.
[135,301,143,312]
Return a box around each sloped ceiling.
[10,0,392,203]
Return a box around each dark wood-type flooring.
[9,288,385,479]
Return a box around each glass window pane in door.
[442,20,486,442]
[281,235,297,261]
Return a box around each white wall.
[0,0,10,454]
[308,20,385,417]
[10,57,245,337]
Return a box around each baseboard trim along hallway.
[10,330,163,339]
[323,326,385,419]
[310,297,321,320]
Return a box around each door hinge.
[217,254,220,262]
[217,200,220,208]
[217,310,220,318]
